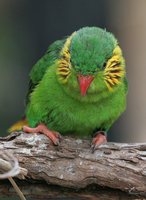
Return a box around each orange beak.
[78,75,94,96]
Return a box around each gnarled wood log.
[0,131,146,197]
[0,181,141,200]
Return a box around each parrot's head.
[57,27,125,102]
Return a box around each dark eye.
[102,62,106,69]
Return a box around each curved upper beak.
[78,75,94,96]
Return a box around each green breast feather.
[26,27,128,138]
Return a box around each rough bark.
[0,131,146,197]
[0,181,142,200]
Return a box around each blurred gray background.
[0,0,146,143]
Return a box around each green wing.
[26,39,66,104]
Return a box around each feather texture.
[24,27,128,138]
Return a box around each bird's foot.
[91,131,107,152]
[23,123,61,146]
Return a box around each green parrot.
[10,27,128,150]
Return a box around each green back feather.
[30,39,66,84]
[26,39,66,104]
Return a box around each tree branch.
[0,131,146,197]
[0,181,142,200]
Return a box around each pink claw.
[91,132,107,152]
[23,123,61,145]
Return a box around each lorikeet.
[9,27,128,150]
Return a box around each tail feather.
[8,118,28,133]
